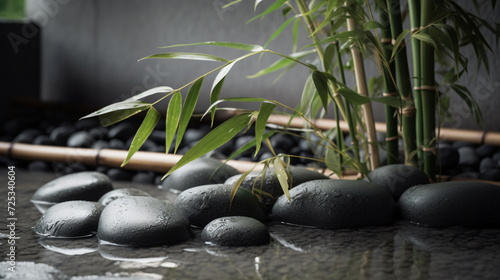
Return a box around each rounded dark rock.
[492,151,500,162]
[225,166,329,211]
[480,169,500,181]
[88,127,108,141]
[399,181,500,227]
[476,144,498,159]
[271,179,395,229]
[479,157,500,173]
[91,140,109,150]
[201,216,270,246]
[28,160,51,172]
[107,122,136,141]
[455,172,480,180]
[161,157,240,193]
[184,126,210,144]
[108,139,125,150]
[107,168,135,181]
[50,126,74,146]
[98,188,152,206]
[33,135,53,146]
[458,146,480,166]
[31,171,113,203]
[175,184,266,227]
[97,196,190,247]
[270,134,297,152]
[13,129,41,143]
[34,201,104,238]
[366,164,430,201]
[131,171,156,184]
[67,131,94,148]
[452,141,476,149]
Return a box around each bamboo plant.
[82,0,498,194]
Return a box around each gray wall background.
[24,0,500,132]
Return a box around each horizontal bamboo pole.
[264,114,500,146]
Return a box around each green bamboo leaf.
[323,43,336,72]
[369,96,401,109]
[226,131,275,162]
[247,50,315,78]
[139,52,228,62]
[125,86,174,101]
[164,113,253,179]
[81,100,151,127]
[337,88,370,105]
[210,77,225,125]
[122,107,160,167]
[264,17,295,48]
[160,41,263,52]
[203,97,271,119]
[412,33,437,50]
[363,20,385,31]
[292,18,299,52]
[165,91,182,153]
[390,29,410,61]
[312,71,331,112]
[303,30,358,49]
[273,157,290,201]
[325,147,341,174]
[222,0,243,9]
[175,77,204,152]
[451,84,484,128]
[300,73,317,118]
[247,0,287,23]
[282,6,292,18]
[230,169,253,207]
[255,102,277,156]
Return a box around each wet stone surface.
[399,181,500,227]
[271,179,396,229]
[97,188,152,206]
[97,196,190,247]
[31,171,113,204]
[175,184,267,228]
[161,157,240,193]
[2,170,500,280]
[201,216,270,246]
[365,164,430,201]
[34,201,104,238]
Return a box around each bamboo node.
[7,142,14,158]
[481,130,488,145]
[383,92,398,97]
[402,105,416,116]
[381,38,392,44]
[95,148,102,166]
[391,39,405,48]
[385,136,399,142]
[422,147,437,153]
[411,27,423,33]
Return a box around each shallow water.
[1,170,500,279]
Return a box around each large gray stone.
[365,164,430,201]
[399,181,500,227]
[98,188,152,206]
[34,201,104,238]
[225,166,329,211]
[271,179,395,229]
[31,172,113,204]
[97,197,190,247]
[201,216,270,246]
[161,157,240,193]
[175,184,266,227]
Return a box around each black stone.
[458,146,479,166]
[13,128,41,143]
[67,131,94,148]
[184,126,210,144]
[97,196,190,247]
[107,168,135,181]
[480,169,500,181]
[225,166,329,211]
[175,184,266,227]
[131,171,156,184]
[452,141,476,150]
[33,135,53,146]
[91,140,109,150]
[28,160,51,172]
[271,179,395,229]
[161,157,240,193]
[50,126,74,146]
[108,139,125,150]
[88,127,108,141]
[34,201,104,238]
[479,157,500,173]
[98,188,152,206]
[399,181,500,227]
[366,164,430,201]
[270,134,297,152]
[492,151,500,162]
[476,144,498,159]
[107,122,136,141]
[201,216,270,246]
[31,171,113,203]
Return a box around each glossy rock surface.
[271,179,395,229]
[201,216,270,246]
[97,196,190,247]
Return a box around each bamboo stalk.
[386,0,417,165]
[421,0,436,179]
[346,17,380,170]
[408,0,424,170]
[379,5,399,164]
